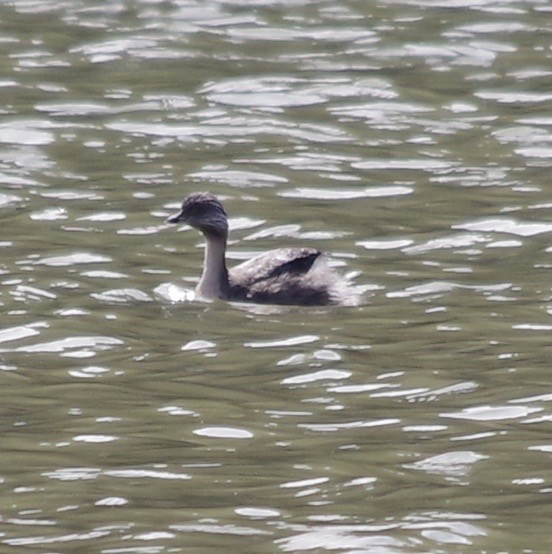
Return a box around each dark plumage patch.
[249,248,320,285]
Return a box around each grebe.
[166,192,360,306]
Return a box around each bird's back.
[227,247,334,305]
[232,247,321,284]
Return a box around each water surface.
[1,0,551,551]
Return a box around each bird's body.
[166,192,360,306]
[226,247,331,305]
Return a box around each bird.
[165,192,360,306]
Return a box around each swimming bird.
[166,192,360,306]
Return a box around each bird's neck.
[196,232,230,300]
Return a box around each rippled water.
[1,0,551,551]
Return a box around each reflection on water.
[1,0,551,551]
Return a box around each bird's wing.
[230,247,321,286]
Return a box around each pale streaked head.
[166,192,229,237]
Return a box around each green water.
[0,0,551,551]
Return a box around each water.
[1,0,551,551]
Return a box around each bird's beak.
[166,209,184,224]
